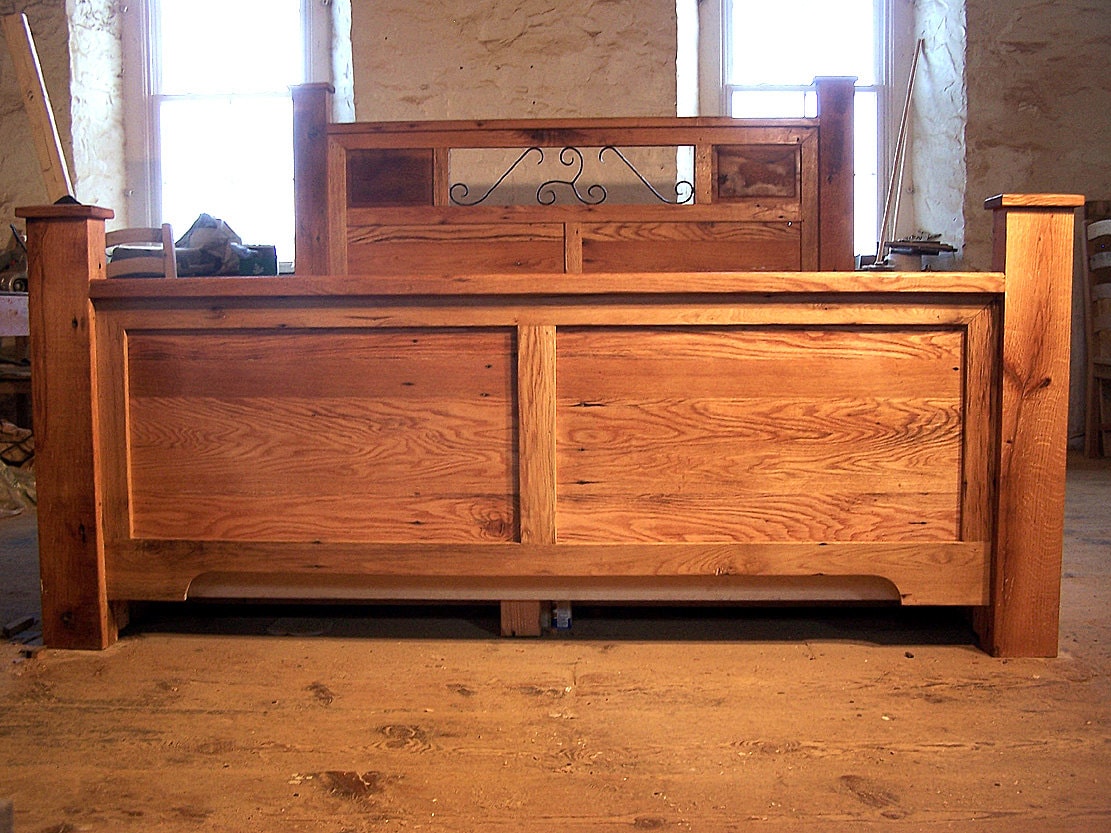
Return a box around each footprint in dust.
[306,682,336,706]
[317,770,386,802]
[839,774,907,819]
[377,723,433,752]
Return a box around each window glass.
[158,0,303,95]
[727,0,882,256]
[729,0,876,86]
[158,97,294,256]
[153,0,302,263]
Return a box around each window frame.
[121,0,331,242]
[715,0,897,258]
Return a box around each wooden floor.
[1,455,1109,832]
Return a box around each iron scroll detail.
[449,146,695,206]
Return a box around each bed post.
[16,204,117,649]
[292,82,334,276]
[979,193,1084,657]
[814,76,855,271]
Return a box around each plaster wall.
[350,0,677,120]
[908,0,966,257]
[964,0,1110,444]
[66,0,125,220]
[964,0,1111,269]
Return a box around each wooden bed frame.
[17,79,1080,655]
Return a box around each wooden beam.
[291,83,334,275]
[501,324,557,636]
[979,193,1084,657]
[15,203,116,649]
[2,13,73,202]
[815,77,855,270]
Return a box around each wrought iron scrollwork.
[599,146,694,205]
[537,146,606,206]
[449,146,696,206]
[449,147,543,207]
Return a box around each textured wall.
[351,0,677,120]
[66,0,126,221]
[0,0,72,231]
[909,0,966,258]
[964,0,1111,269]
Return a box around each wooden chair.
[1083,204,1111,456]
[105,224,177,279]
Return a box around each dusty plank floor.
[1,456,1109,832]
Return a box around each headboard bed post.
[978,193,1084,657]
[292,82,335,276]
[815,76,855,270]
[15,203,119,649]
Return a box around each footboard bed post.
[16,203,117,649]
[980,193,1084,657]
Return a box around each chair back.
[105,223,177,278]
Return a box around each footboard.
[19,195,1080,655]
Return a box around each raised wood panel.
[556,328,964,399]
[558,398,962,494]
[715,144,799,199]
[556,326,963,543]
[556,493,961,544]
[346,148,434,207]
[124,329,517,543]
[125,330,513,399]
[582,222,801,272]
[346,223,565,274]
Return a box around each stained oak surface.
[126,329,517,543]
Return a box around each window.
[724,0,884,256]
[126,0,329,266]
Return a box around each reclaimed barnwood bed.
[18,77,1080,655]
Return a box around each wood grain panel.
[128,397,514,492]
[104,540,987,606]
[557,327,963,399]
[347,241,565,275]
[715,144,799,199]
[558,397,961,494]
[582,222,800,272]
[125,328,517,543]
[556,326,963,543]
[346,148,434,207]
[130,491,517,543]
[346,224,565,275]
[126,330,512,399]
[556,492,960,544]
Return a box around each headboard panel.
[292,78,855,276]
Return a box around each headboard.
[291,78,855,276]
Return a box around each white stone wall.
[66,0,126,221]
[350,0,677,120]
[963,0,1111,443]
[909,0,967,259]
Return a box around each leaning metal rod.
[876,37,925,263]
